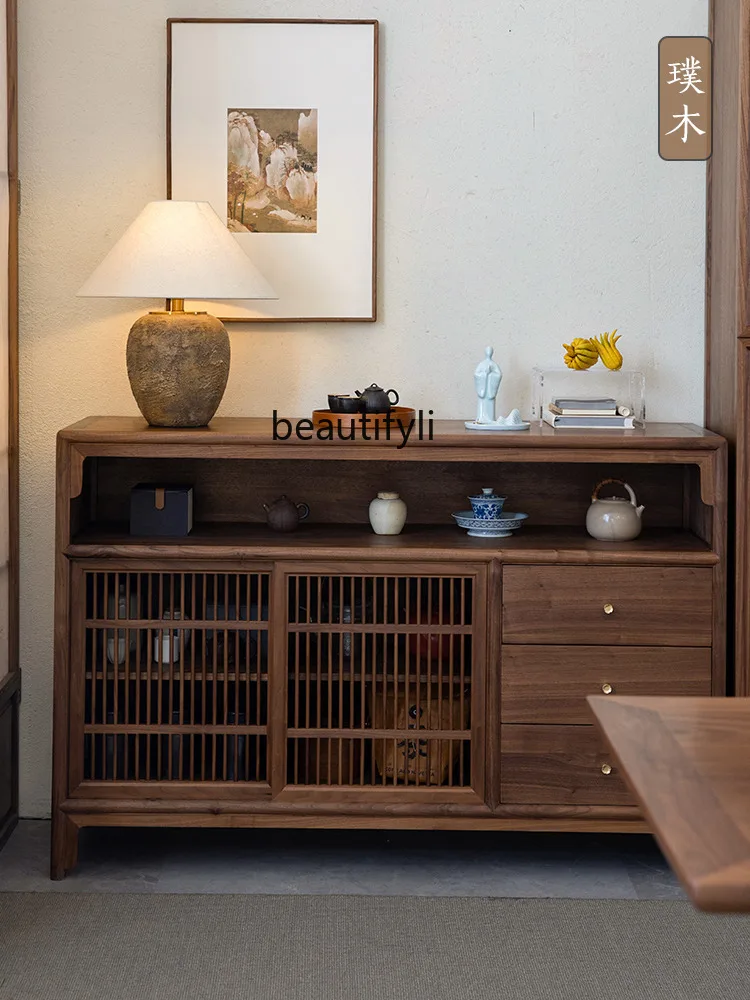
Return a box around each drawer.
[501,724,633,805]
[502,566,712,646]
[501,645,712,724]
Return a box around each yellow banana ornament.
[562,338,599,371]
[593,330,623,371]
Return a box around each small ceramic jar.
[468,487,507,520]
[106,582,138,665]
[369,492,407,535]
[153,611,190,665]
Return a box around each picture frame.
[167,18,379,323]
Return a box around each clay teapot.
[263,495,310,533]
[355,383,400,413]
[586,479,644,541]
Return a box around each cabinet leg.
[50,813,78,880]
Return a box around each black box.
[130,484,194,537]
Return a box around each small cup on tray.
[327,394,364,414]
[468,487,507,520]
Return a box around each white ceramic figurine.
[465,346,530,431]
[473,346,502,424]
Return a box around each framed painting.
[167,18,379,323]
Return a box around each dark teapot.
[263,495,310,533]
[355,383,400,413]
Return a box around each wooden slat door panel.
[67,561,273,796]
[276,561,488,806]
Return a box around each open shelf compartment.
[66,455,717,560]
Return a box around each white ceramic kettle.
[586,479,645,541]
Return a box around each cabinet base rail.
[51,807,648,879]
[59,798,643,820]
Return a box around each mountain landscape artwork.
[227,108,318,234]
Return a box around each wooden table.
[588,696,750,912]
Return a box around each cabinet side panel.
[0,672,19,847]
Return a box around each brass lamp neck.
[149,298,207,317]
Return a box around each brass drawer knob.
[601,682,614,695]
[603,603,614,615]
[601,763,613,776]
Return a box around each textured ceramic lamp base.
[126,312,230,427]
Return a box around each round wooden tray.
[312,406,417,431]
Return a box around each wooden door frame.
[0,0,18,850]
[705,0,750,694]
[705,0,750,432]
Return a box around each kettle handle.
[591,478,638,506]
[296,502,310,521]
[386,389,400,405]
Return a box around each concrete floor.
[0,820,685,898]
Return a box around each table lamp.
[78,200,276,427]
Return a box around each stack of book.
[543,397,636,429]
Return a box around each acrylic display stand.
[531,368,646,426]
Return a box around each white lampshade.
[77,200,276,300]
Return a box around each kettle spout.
[636,505,645,518]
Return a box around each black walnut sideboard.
[51,417,727,877]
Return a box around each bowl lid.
[468,487,506,500]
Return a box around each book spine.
[549,407,617,417]
[543,412,635,429]
[552,398,616,408]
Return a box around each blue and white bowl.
[453,511,528,538]
[468,487,507,519]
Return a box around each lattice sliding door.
[281,564,487,802]
[70,563,271,789]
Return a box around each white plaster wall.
[18,0,708,814]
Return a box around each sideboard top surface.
[58,417,725,453]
